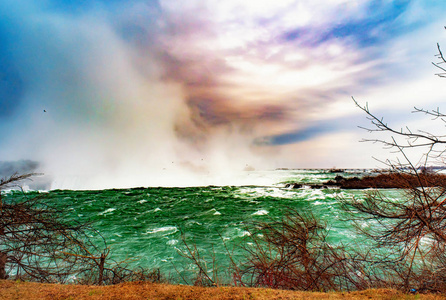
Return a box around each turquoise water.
[3,169,402,283]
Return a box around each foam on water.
[146,226,178,235]
[98,208,116,215]
[307,190,327,201]
[252,209,269,216]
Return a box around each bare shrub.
[346,61,446,291]
[238,210,363,291]
[0,173,162,285]
[175,232,220,287]
[0,175,107,283]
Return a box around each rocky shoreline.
[285,172,446,189]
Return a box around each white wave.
[207,208,221,215]
[236,187,296,199]
[252,209,269,216]
[147,226,178,234]
[98,208,116,215]
[307,190,326,201]
[313,201,325,206]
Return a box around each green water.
[3,170,403,283]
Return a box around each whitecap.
[138,199,148,204]
[167,239,178,245]
[252,209,269,216]
[147,226,178,234]
[213,211,221,215]
[239,231,251,237]
[236,187,295,199]
[186,220,202,226]
[98,208,116,215]
[307,190,326,201]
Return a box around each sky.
[1,0,446,188]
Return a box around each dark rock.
[284,172,446,190]
[334,175,344,182]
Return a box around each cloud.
[0,0,445,188]
[0,0,285,188]
[0,1,187,185]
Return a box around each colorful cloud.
[0,0,445,188]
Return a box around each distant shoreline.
[285,172,446,189]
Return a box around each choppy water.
[3,169,403,283]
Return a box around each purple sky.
[1,0,446,188]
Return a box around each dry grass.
[1,280,445,300]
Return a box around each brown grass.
[1,280,445,300]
